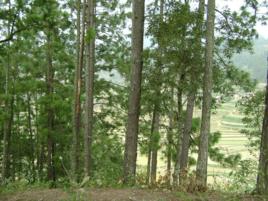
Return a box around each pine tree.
[179,0,205,186]
[71,0,86,182]
[196,0,215,190]
[123,0,145,184]
[84,0,95,177]
[1,0,13,183]
[256,56,268,195]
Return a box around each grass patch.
[222,115,243,124]
[0,180,50,195]
[221,122,244,128]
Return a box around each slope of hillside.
[233,37,268,82]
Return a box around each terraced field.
[206,100,250,180]
[137,99,252,183]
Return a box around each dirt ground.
[0,188,266,201]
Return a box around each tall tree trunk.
[38,143,45,180]
[27,93,35,182]
[123,0,145,184]
[146,140,152,184]
[196,0,215,190]
[167,111,173,182]
[1,56,10,183]
[179,92,196,186]
[173,86,183,186]
[149,0,164,186]
[1,0,12,183]
[71,0,81,182]
[150,107,160,185]
[11,155,15,181]
[46,31,56,182]
[179,1,204,185]
[146,111,154,185]
[71,0,86,182]
[1,96,14,182]
[35,94,44,181]
[146,107,161,186]
[172,0,190,183]
[84,0,95,177]
[166,88,174,184]
[256,59,268,195]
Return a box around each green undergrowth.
[0,182,267,201]
[0,180,49,195]
[176,191,267,201]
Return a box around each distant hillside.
[233,37,268,82]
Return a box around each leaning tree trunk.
[256,58,268,195]
[123,0,145,184]
[196,0,215,190]
[84,0,95,177]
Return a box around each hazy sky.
[144,0,268,39]
[217,0,268,38]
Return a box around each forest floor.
[0,188,266,201]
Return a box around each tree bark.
[196,0,215,190]
[167,112,173,183]
[1,58,10,183]
[27,92,36,182]
[123,0,145,184]
[256,59,268,195]
[179,92,196,186]
[1,0,12,183]
[84,0,95,177]
[179,0,204,187]
[35,94,44,181]
[173,86,183,187]
[1,96,14,182]
[38,143,45,180]
[46,30,56,182]
[166,88,174,184]
[71,0,86,182]
[146,140,152,184]
[150,108,160,185]
[146,0,164,186]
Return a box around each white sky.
[144,0,268,39]
[217,0,268,38]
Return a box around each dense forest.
[1,0,268,200]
